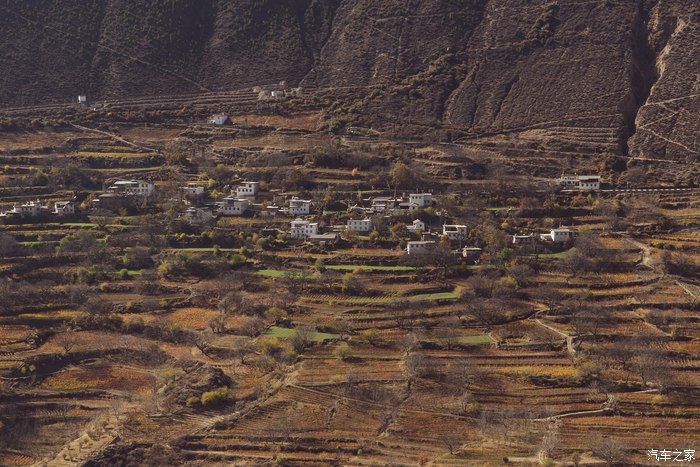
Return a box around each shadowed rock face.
[0,0,697,160]
[627,1,700,163]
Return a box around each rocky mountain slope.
[0,0,697,161]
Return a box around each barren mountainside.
[0,0,697,160]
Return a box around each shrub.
[314,258,326,273]
[258,336,285,356]
[229,254,246,268]
[333,342,352,361]
[200,387,233,408]
[117,268,130,279]
[75,266,97,284]
[291,327,313,353]
[157,260,176,278]
[186,396,200,408]
[265,307,290,326]
[361,329,381,346]
[341,271,363,293]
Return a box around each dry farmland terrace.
[0,107,698,466]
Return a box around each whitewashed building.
[53,201,75,216]
[219,197,249,216]
[209,114,232,126]
[235,181,259,199]
[290,219,318,239]
[409,193,433,208]
[77,95,87,105]
[512,233,536,245]
[407,219,425,233]
[542,227,575,243]
[559,175,601,191]
[406,240,437,255]
[442,224,468,241]
[107,180,155,197]
[289,197,311,216]
[346,218,373,232]
[183,207,214,225]
[370,196,401,212]
[181,185,205,197]
[2,200,47,218]
[309,233,339,245]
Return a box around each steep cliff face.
[0,0,697,160]
[626,0,699,163]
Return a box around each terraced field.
[0,102,698,465]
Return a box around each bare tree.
[291,326,314,353]
[439,431,462,455]
[588,434,626,464]
[55,332,79,355]
[404,352,425,385]
[539,421,560,459]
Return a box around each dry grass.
[40,364,155,392]
[164,307,219,329]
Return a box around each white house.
[219,197,249,216]
[290,219,318,239]
[3,200,47,217]
[442,224,468,241]
[235,181,259,199]
[289,197,311,216]
[512,233,536,245]
[258,89,287,101]
[559,174,600,191]
[108,180,155,197]
[542,227,575,243]
[346,218,372,232]
[77,95,87,105]
[370,196,401,212]
[181,185,205,197]
[409,193,433,208]
[260,204,281,217]
[407,219,425,233]
[577,175,601,191]
[183,207,214,225]
[209,114,232,126]
[462,247,483,261]
[53,201,75,216]
[406,240,437,255]
[309,233,339,245]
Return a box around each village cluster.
[1,172,601,260]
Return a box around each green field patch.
[426,334,493,346]
[62,222,98,228]
[266,326,338,341]
[326,264,415,272]
[165,247,241,254]
[257,268,288,277]
[531,249,572,259]
[410,290,460,301]
[21,240,59,247]
[257,269,316,280]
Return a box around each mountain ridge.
[0,0,697,160]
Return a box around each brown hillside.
[0,0,697,160]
